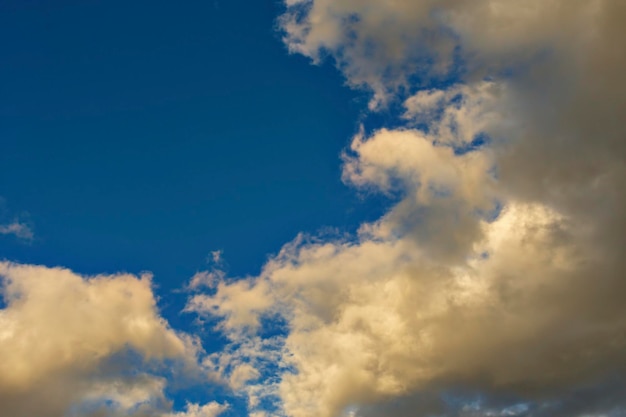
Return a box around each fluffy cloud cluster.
[281,0,618,109]
[4,1,624,416]
[189,1,626,416]
[0,262,226,417]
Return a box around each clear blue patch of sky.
[0,0,394,286]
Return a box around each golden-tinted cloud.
[191,2,626,416]
[0,262,222,417]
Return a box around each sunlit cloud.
[188,1,626,416]
[0,262,212,417]
[2,1,625,416]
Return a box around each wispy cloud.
[0,221,34,241]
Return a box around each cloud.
[0,262,208,417]
[280,0,621,108]
[163,401,229,417]
[0,220,34,241]
[188,270,225,291]
[356,378,626,417]
[188,1,626,416]
[195,191,626,416]
[3,1,622,416]
[209,250,224,265]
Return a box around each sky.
[1,1,625,417]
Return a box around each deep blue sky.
[0,0,388,300]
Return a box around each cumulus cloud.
[5,1,621,416]
[280,0,614,108]
[188,1,626,416]
[0,262,208,417]
[195,192,626,417]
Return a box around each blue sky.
[0,0,384,280]
[0,1,384,414]
[1,1,625,417]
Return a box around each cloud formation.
[0,262,222,417]
[3,1,624,416]
[164,401,229,417]
[189,1,626,416]
[0,220,33,241]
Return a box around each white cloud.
[192,184,626,417]
[3,1,624,416]
[209,250,224,265]
[163,401,229,417]
[188,270,225,290]
[280,0,614,108]
[0,262,205,417]
[191,2,626,415]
